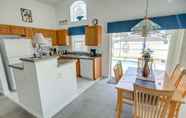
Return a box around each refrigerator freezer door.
[0,39,34,91]
[2,39,34,59]
[0,53,9,95]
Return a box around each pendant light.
[131,0,161,51]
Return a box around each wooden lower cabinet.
[93,57,102,80]
[80,57,102,80]
[76,59,81,78]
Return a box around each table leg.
[116,89,123,118]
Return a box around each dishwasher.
[80,59,93,80]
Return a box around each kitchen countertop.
[20,56,77,67]
[20,56,58,63]
[9,63,24,70]
[59,54,101,60]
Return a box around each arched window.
[70,1,87,22]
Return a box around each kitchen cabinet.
[93,57,102,80]
[32,28,57,46]
[0,24,10,35]
[56,29,69,46]
[0,24,58,46]
[80,57,102,80]
[49,30,57,46]
[85,25,102,46]
[76,59,81,78]
[25,27,33,39]
[10,26,25,36]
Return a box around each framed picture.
[20,8,33,23]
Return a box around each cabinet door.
[85,26,96,46]
[85,26,102,46]
[10,26,25,36]
[57,30,69,46]
[50,30,57,46]
[76,59,81,78]
[0,25,10,35]
[25,27,33,39]
[93,57,102,80]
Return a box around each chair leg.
[116,89,123,118]
[168,101,181,118]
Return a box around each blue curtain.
[107,13,186,33]
[68,25,86,36]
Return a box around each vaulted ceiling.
[37,0,62,5]
[37,0,178,6]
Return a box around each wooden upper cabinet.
[10,26,25,36]
[85,25,102,46]
[56,29,69,46]
[49,30,57,46]
[0,24,10,35]
[25,27,33,39]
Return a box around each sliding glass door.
[110,31,173,77]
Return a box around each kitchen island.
[10,56,78,118]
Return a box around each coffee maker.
[90,49,97,57]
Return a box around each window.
[70,1,87,22]
[71,35,87,52]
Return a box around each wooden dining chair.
[169,70,186,118]
[176,70,186,97]
[114,61,123,82]
[170,64,185,87]
[134,84,173,118]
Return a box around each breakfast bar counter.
[10,56,78,118]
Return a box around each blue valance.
[68,25,86,36]
[107,13,186,33]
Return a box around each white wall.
[0,0,57,29]
[55,0,186,76]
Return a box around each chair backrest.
[170,64,185,86]
[134,84,173,118]
[113,61,123,82]
[176,70,186,98]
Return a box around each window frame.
[70,0,87,23]
[71,35,88,52]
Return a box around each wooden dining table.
[115,67,185,118]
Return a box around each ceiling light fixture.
[131,0,161,51]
